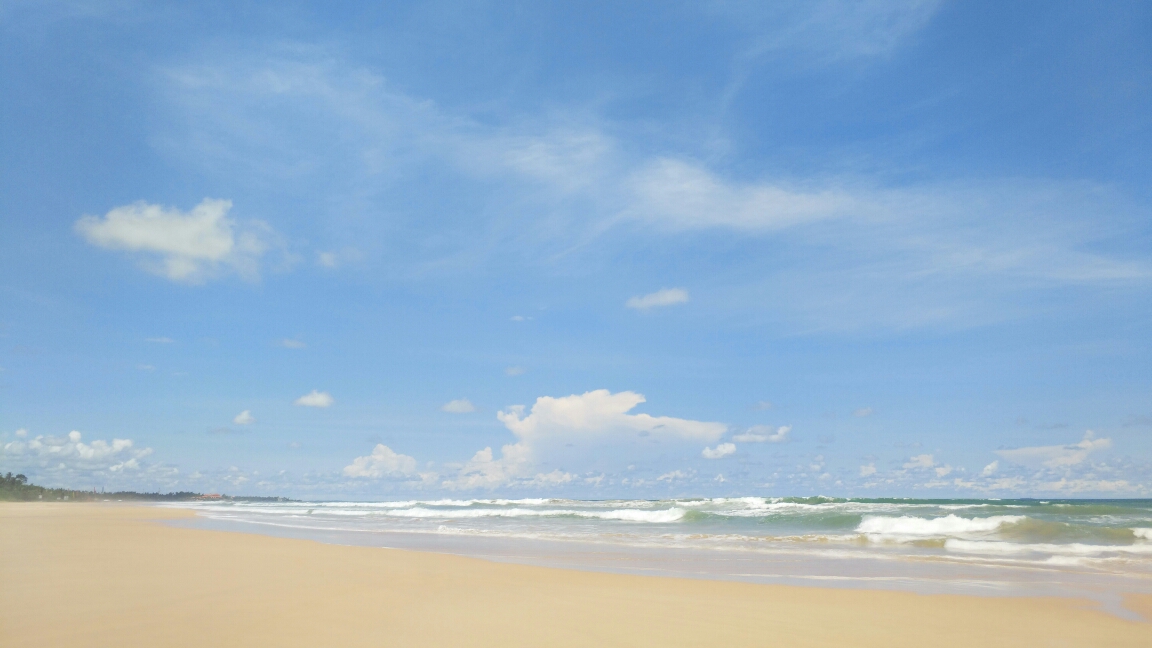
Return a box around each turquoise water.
[174,496,1152,606]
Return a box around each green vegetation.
[0,473,291,502]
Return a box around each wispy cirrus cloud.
[626,288,689,310]
[996,431,1111,468]
[153,49,1151,332]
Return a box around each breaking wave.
[856,514,1024,539]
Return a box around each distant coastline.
[0,473,290,503]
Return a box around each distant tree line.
[0,472,292,502]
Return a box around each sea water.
[170,497,1152,611]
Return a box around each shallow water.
[167,496,1152,617]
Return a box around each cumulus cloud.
[295,390,333,408]
[626,287,689,310]
[1,430,153,474]
[343,444,420,478]
[982,460,999,476]
[996,431,1111,468]
[447,444,535,490]
[443,389,726,489]
[733,425,791,443]
[233,410,255,425]
[702,442,736,459]
[497,390,726,442]
[74,198,273,283]
[441,398,476,413]
[903,454,935,470]
[859,463,877,477]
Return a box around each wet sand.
[2,503,1150,647]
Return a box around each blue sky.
[1,0,1150,499]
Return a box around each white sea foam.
[175,498,1152,587]
[857,514,1024,538]
[946,539,1152,556]
[381,506,687,523]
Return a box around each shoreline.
[3,503,1151,647]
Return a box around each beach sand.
[2,503,1150,647]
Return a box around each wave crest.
[857,514,1024,538]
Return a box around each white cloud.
[74,198,273,283]
[443,390,726,489]
[281,338,306,349]
[497,390,726,443]
[752,400,774,410]
[996,431,1111,468]
[294,390,333,408]
[702,442,736,459]
[1,430,153,474]
[446,444,533,490]
[628,159,851,231]
[1034,478,1133,493]
[441,398,476,414]
[859,463,877,477]
[656,470,691,483]
[982,460,999,476]
[524,469,576,487]
[712,1,944,63]
[625,287,689,310]
[504,366,527,376]
[934,465,953,477]
[137,364,155,371]
[733,424,791,443]
[903,454,935,470]
[315,247,361,269]
[146,337,174,344]
[343,444,419,478]
[156,49,1152,339]
[853,407,874,417]
[233,410,255,425]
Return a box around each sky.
[1,0,1150,499]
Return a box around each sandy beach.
[2,503,1150,647]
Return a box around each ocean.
[171,496,1152,613]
